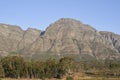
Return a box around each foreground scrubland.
[0,56,120,80]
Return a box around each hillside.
[0,18,120,60]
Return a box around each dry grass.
[67,72,120,80]
[1,72,120,80]
[2,77,120,80]
[2,78,41,80]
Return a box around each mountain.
[0,18,120,60]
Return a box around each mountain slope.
[0,18,120,60]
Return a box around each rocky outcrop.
[0,18,120,59]
[100,31,120,53]
[0,24,41,56]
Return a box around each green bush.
[66,76,74,80]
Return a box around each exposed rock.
[0,18,120,60]
[18,28,41,52]
[100,31,120,53]
[0,24,23,53]
[0,24,41,56]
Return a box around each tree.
[44,58,57,78]
[57,57,76,78]
[1,56,25,78]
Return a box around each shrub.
[66,76,74,80]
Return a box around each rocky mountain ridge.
[0,18,120,60]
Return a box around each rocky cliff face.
[0,24,41,56]
[0,18,120,59]
[100,31,120,53]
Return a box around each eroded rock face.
[0,18,120,59]
[0,24,41,56]
[0,24,23,56]
[33,18,118,59]
[100,31,120,53]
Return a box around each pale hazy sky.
[0,0,120,34]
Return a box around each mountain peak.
[56,18,82,23]
[0,18,120,60]
[44,18,96,39]
[0,23,23,31]
[53,18,82,26]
